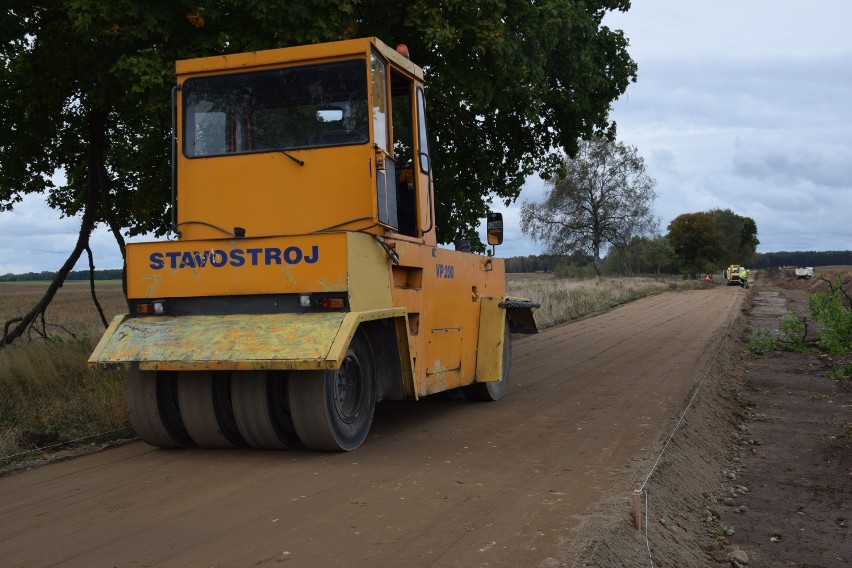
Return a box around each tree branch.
[0,109,107,348]
[86,244,109,328]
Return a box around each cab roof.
[175,37,423,81]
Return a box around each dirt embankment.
[570,270,851,567]
[725,272,851,567]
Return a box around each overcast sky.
[1,0,850,274]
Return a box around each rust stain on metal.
[90,313,347,371]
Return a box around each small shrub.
[749,330,777,354]
[778,313,808,352]
[828,362,852,381]
[809,276,852,355]
[749,312,808,354]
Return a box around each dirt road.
[0,287,742,568]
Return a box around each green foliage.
[520,137,658,276]
[749,312,808,354]
[708,208,759,266]
[666,209,759,275]
[749,330,775,354]
[603,236,676,275]
[808,277,852,355]
[1,1,637,250]
[778,313,808,352]
[666,212,720,276]
[554,263,598,279]
[827,362,852,381]
[504,251,596,276]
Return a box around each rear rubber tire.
[231,371,300,450]
[177,372,245,448]
[290,330,376,451]
[125,365,193,448]
[463,321,511,402]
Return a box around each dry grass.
[507,273,707,329]
[0,282,129,464]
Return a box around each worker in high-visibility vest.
[739,268,749,288]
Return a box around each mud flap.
[475,297,507,382]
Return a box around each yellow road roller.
[89,38,538,451]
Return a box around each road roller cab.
[89,38,538,451]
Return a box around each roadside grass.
[507,273,707,328]
[1,274,708,464]
[1,283,129,465]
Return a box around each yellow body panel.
[126,233,347,299]
[177,147,376,241]
[475,297,507,383]
[90,313,345,371]
[346,233,394,311]
[387,238,506,395]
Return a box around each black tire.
[463,321,511,402]
[177,372,245,448]
[125,366,193,448]
[231,370,301,450]
[290,329,376,451]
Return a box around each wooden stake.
[633,490,642,531]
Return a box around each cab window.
[183,59,369,157]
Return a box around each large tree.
[519,137,657,276]
[707,208,759,265]
[667,209,759,276]
[1,1,637,345]
[666,212,723,276]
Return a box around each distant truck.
[795,267,815,279]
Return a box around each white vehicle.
[794,267,815,279]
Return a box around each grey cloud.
[732,138,852,188]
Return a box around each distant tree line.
[506,247,852,277]
[0,269,123,282]
[751,250,852,269]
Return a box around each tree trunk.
[1,110,108,348]
[593,242,603,277]
[1,190,98,348]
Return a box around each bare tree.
[520,138,657,276]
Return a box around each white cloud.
[0,194,135,274]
